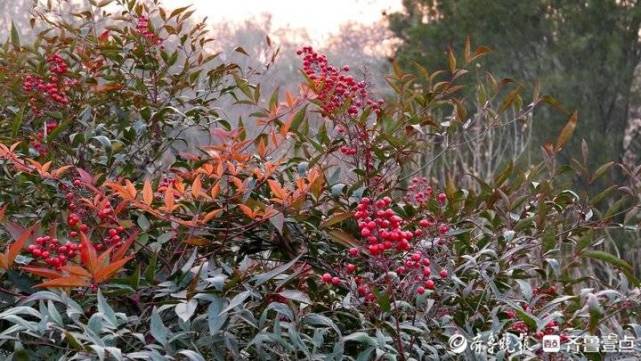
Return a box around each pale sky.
[163,0,402,44]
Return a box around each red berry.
[357,285,368,296]
[416,286,425,295]
[440,269,448,279]
[424,280,435,289]
[346,263,356,273]
[348,247,359,257]
[331,277,341,286]
[321,273,332,283]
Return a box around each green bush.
[0,1,639,360]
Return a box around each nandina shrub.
[0,1,639,360]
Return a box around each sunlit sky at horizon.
[163,0,402,44]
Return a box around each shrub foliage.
[0,1,639,360]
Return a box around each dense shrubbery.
[0,1,640,360]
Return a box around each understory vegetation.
[0,1,639,360]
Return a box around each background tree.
[388,0,641,178]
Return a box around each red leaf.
[94,256,132,284]
[113,230,138,261]
[79,232,98,274]
[6,224,37,268]
[22,266,64,279]
[36,276,90,288]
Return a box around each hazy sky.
[163,0,402,44]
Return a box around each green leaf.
[97,289,118,327]
[11,106,25,138]
[137,214,150,231]
[303,314,341,336]
[251,254,301,286]
[10,22,20,49]
[150,307,169,345]
[374,289,391,312]
[207,297,227,334]
[290,106,307,131]
[178,350,205,361]
[175,299,198,322]
[343,332,377,346]
[327,230,358,248]
[590,161,614,184]
[583,250,638,285]
[92,135,113,154]
[218,290,251,315]
[278,290,311,304]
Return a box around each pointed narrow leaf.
[142,179,153,206]
[36,276,90,288]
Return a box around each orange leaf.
[6,224,36,269]
[113,230,138,261]
[94,256,132,284]
[79,232,98,274]
[268,179,287,201]
[64,265,92,278]
[238,204,255,219]
[184,238,208,246]
[230,177,245,194]
[91,83,124,93]
[52,165,73,178]
[257,138,267,159]
[192,175,202,199]
[164,186,175,210]
[36,276,90,288]
[215,162,224,177]
[125,179,137,200]
[203,209,223,223]
[142,178,153,206]
[0,255,8,270]
[284,90,296,108]
[22,266,63,279]
[280,114,294,136]
[210,181,221,199]
[42,161,52,172]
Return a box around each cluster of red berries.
[297,46,382,118]
[63,178,125,251]
[23,74,70,107]
[340,146,357,155]
[319,194,455,306]
[47,54,68,74]
[511,318,566,341]
[354,196,415,254]
[136,16,162,45]
[320,273,341,286]
[405,177,432,205]
[26,235,80,269]
[30,121,58,156]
